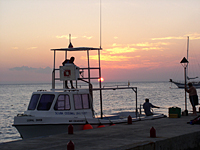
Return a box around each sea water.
[0,81,199,143]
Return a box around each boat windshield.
[37,94,55,111]
[28,94,40,110]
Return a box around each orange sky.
[0,0,200,83]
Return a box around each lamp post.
[180,57,189,116]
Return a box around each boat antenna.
[99,0,103,119]
[187,36,189,60]
[68,34,73,48]
[69,34,71,43]
[100,0,102,49]
[186,36,189,80]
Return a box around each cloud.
[151,33,200,40]
[56,35,78,39]
[81,54,134,62]
[151,36,184,40]
[105,42,167,54]
[80,41,168,63]
[56,35,93,40]
[9,66,52,74]
[101,55,132,61]
[106,47,138,54]
[186,33,200,39]
[142,47,163,51]
[112,43,122,47]
[82,36,93,39]
[131,42,169,47]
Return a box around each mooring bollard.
[67,140,74,150]
[68,124,73,134]
[150,127,156,138]
[128,115,132,124]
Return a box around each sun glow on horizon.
[98,77,104,82]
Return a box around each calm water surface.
[0,81,199,143]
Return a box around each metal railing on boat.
[92,86,138,119]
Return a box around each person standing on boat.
[185,82,198,115]
[62,57,75,89]
[143,98,160,116]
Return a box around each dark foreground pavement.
[1,114,200,150]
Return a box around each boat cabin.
[24,89,94,119]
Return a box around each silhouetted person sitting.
[143,98,160,116]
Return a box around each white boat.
[13,39,165,139]
[170,36,200,88]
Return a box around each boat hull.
[13,123,105,139]
[169,79,200,88]
[13,116,121,139]
[14,124,72,139]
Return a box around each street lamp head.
[180,57,189,68]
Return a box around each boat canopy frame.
[51,47,138,119]
[51,47,102,88]
[51,47,104,117]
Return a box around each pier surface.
[1,115,200,150]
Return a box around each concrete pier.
[1,114,200,150]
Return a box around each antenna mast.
[100,0,102,49]
[99,0,103,118]
[69,34,71,44]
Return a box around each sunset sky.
[0,0,200,84]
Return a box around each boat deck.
[1,114,200,150]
